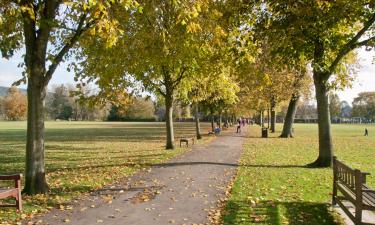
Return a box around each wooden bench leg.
[355,170,363,225]
[355,206,362,225]
[332,156,338,205]
[16,194,22,211]
[16,177,22,211]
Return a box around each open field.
[222,123,375,225]
[0,121,213,223]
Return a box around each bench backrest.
[333,157,364,193]
[0,174,22,189]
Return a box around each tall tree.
[352,92,375,119]
[261,1,374,167]
[3,86,27,120]
[280,67,312,138]
[340,101,352,118]
[329,93,341,118]
[76,0,231,149]
[0,0,137,194]
[48,84,73,120]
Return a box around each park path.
[28,126,247,225]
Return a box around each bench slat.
[333,157,375,225]
[0,174,22,181]
[363,192,375,207]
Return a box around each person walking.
[236,120,241,133]
[365,128,369,136]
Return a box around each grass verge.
[222,123,375,225]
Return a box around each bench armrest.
[0,174,22,181]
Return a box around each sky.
[0,48,374,104]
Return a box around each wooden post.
[16,178,22,211]
[332,156,338,205]
[354,169,363,225]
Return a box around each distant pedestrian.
[365,128,369,136]
[236,121,241,133]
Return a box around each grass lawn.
[222,123,375,225]
[0,121,213,223]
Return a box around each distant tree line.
[0,85,200,122]
[277,92,375,122]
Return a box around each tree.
[352,92,375,119]
[0,96,4,119]
[76,0,232,149]
[3,86,27,120]
[262,1,374,167]
[295,100,318,120]
[107,97,155,121]
[280,68,312,138]
[48,85,73,120]
[329,93,341,118]
[0,0,138,194]
[340,101,352,118]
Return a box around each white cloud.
[337,48,375,104]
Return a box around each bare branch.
[44,13,89,86]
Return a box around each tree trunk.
[260,111,263,127]
[280,94,299,138]
[194,104,202,139]
[267,108,270,129]
[219,113,222,128]
[211,114,215,132]
[270,109,276,132]
[23,77,49,195]
[165,94,175,149]
[270,99,276,133]
[310,73,333,167]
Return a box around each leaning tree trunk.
[194,103,202,139]
[280,94,299,138]
[310,73,333,167]
[165,94,175,149]
[24,76,49,194]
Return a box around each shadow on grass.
[0,126,201,143]
[222,200,340,225]
[152,161,308,169]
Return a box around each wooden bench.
[332,157,375,225]
[0,174,22,211]
[180,137,195,147]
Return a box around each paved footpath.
[27,127,247,225]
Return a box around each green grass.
[222,123,375,225]
[0,121,213,223]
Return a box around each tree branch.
[43,13,89,86]
[156,86,166,97]
[20,0,37,70]
[328,12,375,76]
[172,66,188,88]
[355,36,375,48]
